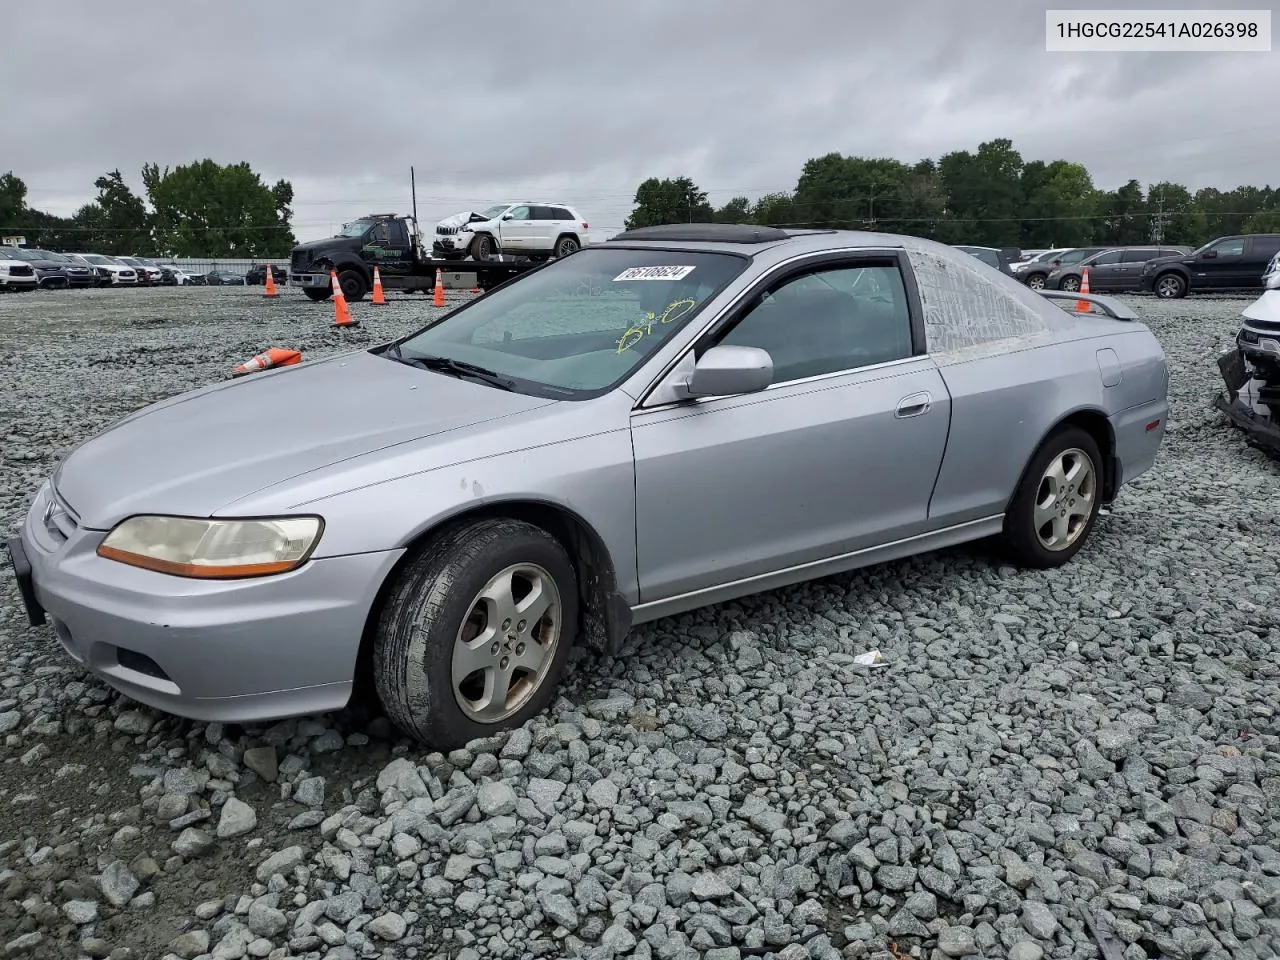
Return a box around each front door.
[1113,247,1161,290]
[1191,236,1247,289]
[1081,249,1123,290]
[497,205,536,251]
[631,254,951,603]
[360,220,414,276]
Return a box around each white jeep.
[432,202,588,262]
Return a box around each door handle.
[896,391,932,418]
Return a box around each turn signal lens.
[97,515,323,579]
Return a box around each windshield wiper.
[384,344,516,391]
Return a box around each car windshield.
[0,248,15,260]
[8,249,41,261]
[38,251,69,261]
[1032,250,1062,262]
[134,258,158,267]
[478,204,512,220]
[338,219,375,237]
[391,247,749,399]
[80,254,109,264]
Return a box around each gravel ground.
[1,285,1278,960]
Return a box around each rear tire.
[999,425,1103,569]
[372,518,578,748]
[554,235,580,258]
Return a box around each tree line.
[623,137,1280,249]
[0,160,296,258]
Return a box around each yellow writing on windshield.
[615,298,698,353]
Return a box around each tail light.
[582,222,589,229]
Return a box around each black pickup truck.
[288,213,542,302]
[1140,233,1280,298]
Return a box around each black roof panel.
[607,223,794,244]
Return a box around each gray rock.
[247,902,287,937]
[98,860,139,908]
[242,746,278,782]
[477,780,518,817]
[937,926,976,957]
[366,913,408,941]
[1021,901,1058,940]
[256,845,305,881]
[216,797,257,838]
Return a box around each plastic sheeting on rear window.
[901,237,1077,363]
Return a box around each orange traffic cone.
[232,347,301,377]
[433,268,446,307]
[371,266,386,306]
[263,264,278,298]
[1075,267,1092,313]
[331,271,358,328]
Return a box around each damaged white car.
[432,202,588,262]
[1214,251,1280,458]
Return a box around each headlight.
[97,515,323,578]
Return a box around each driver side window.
[711,262,914,383]
[507,205,531,221]
[1208,237,1245,257]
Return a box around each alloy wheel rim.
[452,563,561,723]
[1033,448,1096,551]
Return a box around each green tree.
[0,172,27,229]
[750,192,796,226]
[624,176,715,230]
[714,196,752,223]
[936,139,1025,246]
[1144,182,1203,246]
[1097,179,1148,245]
[1244,208,1280,233]
[76,169,152,254]
[142,159,296,257]
[1018,160,1099,248]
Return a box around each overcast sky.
[4,0,1276,241]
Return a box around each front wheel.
[1058,275,1081,292]
[372,518,578,748]
[303,287,331,302]
[469,234,497,261]
[337,269,367,301]
[1153,272,1186,299]
[1024,273,1047,290]
[999,425,1103,569]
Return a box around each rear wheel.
[999,425,1103,569]
[1154,272,1186,299]
[554,235,580,258]
[372,518,578,748]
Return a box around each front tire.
[1058,275,1081,292]
[999,425,1103,569]
[1153,272,1186,299]
[303,287,331,302]
[372,518,579,748]
[1024,273,1047,290]
[337,269,367,301]
[469,234,496,261]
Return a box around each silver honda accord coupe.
[8,223,1169,748]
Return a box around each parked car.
[0,247,38,292]
[62,253,116,287]
[158,264,192,285]
[244,264,288,285]
[952,245,1022,277]
[5,223,1169,747]
[5,247,71,289]
[1047,245,1193,292]
[1015,247,1110,290]
[1010,248,1071,287]
[205,269,246,285]
[433,202,589,261]
[114,256,159,285]
[1140,234,1280,298]
[131,257,167,284]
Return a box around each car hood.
[52,349,557,529]
[436,211,478,230]
[1243,290,1280,324]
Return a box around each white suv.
[433,202,588,262]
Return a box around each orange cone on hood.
[232,347,302,377]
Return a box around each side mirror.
[502,214,514,221]
[674,345,773,399]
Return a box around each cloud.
[4,0,1275,237]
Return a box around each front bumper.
[2,276,38,291]
[289,272,332,289]
[433,233,473,256]
[14,480,406,723]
